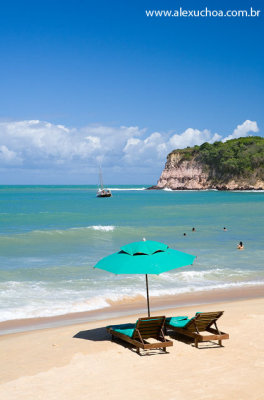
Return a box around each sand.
[0,296,264,400]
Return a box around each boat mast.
[99,166,104,190]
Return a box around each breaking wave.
[90,225,115,231]
[107,187,146,191]
[0,268,263,323]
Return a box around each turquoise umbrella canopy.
[94,240,196,316]
[95,240,196,274]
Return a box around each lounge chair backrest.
[133,316,165,340]
[185,311,224,332]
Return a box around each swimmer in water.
[237,241,244,250]
[223,227,227,231]
[183,233,186,236]
[192,227,196,232]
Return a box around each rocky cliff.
[151,137,264,190]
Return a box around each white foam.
[0,297,111,322]
[90,225,115,232]
[29,225,116,235]
[1,279,264,322]
[158,268,235,282]
[232,190,264,193]
[107,187,146,191]
[162,188,203,192]
[0,280,135,322]
[162,188,219,192]
[150,280,264,297]
[0,280,112,322]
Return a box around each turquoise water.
[0,185,263,321]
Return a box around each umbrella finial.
[142,237,146,241]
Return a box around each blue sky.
[0,0,263,184]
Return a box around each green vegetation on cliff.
[169,136,264,182]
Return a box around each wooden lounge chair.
[165,311,229,348]
[107,316,173,354]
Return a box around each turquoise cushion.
[107,323,136,338]
[166,316,191,328]
[166,316,188,323]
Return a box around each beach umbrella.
[94,239,196,317]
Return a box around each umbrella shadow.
[73,327,110,342]
[73,327,168,356]
[73,327,137,353]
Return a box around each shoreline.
[1,284,263,336]
[147,186,264,191]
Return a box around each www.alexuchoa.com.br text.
[145,7,261,18]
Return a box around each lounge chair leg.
[195,338,199,348]
[137,348,140,355]
[218,340,222,346]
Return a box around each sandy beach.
[1,294,264,400]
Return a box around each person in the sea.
[183,233,187,236]
[223,227,227,231]
[237,241,244,250]
[192,227,196,232]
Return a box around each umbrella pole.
[145,274,150,317]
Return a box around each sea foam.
[1,280,263,323]
[90,225,115,232]
[107,187,146,191]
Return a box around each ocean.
[0,185,263,323]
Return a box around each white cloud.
[123,138,141,151]
[222,120,259,142]
[0,145,22,165]
[123,131,167,166]
[85,136,101,150]
[0,120,92,164]
[0,119,261,182]
[169,128,221,149]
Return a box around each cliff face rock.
[153,137,264,191]
[157,155,210,190]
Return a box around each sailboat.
[96,167,112,197]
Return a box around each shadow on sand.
[73,327,169,356]
[73,327,222,351]
[73,327,110,342]
[166,330,224,349]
